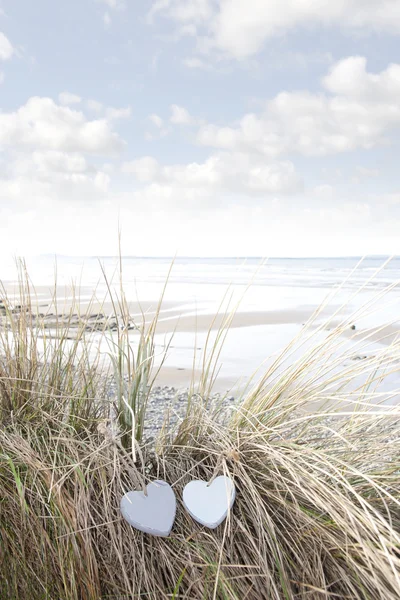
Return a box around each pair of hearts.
[120,476,236,537]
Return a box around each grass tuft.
[0,260,399,599]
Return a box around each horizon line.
[39,254,399,260]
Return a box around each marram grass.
[0,264,400,599]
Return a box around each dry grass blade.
[0,258,399,599]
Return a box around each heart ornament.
[183,475,236,529]
[120,480,176,537]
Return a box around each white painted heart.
[183,475,236,529]
[120,480,176,537]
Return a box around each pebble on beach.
[105,380,237,441]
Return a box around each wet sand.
[1,281,344,332]
[2,282,399,395]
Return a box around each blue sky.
[1,0,400,257]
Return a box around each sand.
[2,281,399,395]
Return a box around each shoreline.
[2,282,399,396]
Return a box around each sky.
[1,0,400,258]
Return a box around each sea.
[3,254,400,296]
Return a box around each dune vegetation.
[0,261,399,599]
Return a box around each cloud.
[103,12,112,28]
[97,0,125,10]
[146,114,170,139]
[0,97,125,155]
[96,0,125,27]
[85,99,130,120]
[149,0,400,60]
[182,57,213,70]
[0,32,13,61]
[122,151,303,197]
[322,56,400,100]
[148,0,213,24]
[0,149,111,215]
[122,156,159,182]
[59,92,82,105]
[170,104,199,125]
[196,57,400,157]
[312,184,336,202]
[87,99,104,113]
[146,105,201,131]
[106,106,131,120]
[109,183,400,257]
[149,114,164,128]
[13,151,89,175]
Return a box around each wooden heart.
[120,480,176,537]
[183,475,236,529]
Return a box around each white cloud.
[13,151,89,176]
[87,99,104,113]
[0,32,13,61]
[122,151,303,196]
[59,91,82,105]
[98,0,125,9]
[106,106,131,120]
[322,56,400,100]
[85,100,130,120]
[149,114,164,128]
[93,171,111,192]
[182,57,212,70]
[103,11,112,28]
[149,0,213,24]
[147,113,170,138]
[312,184,336,201]
[149,0,400,60]
[0,154,111,214]
[170,104,198,125]
[122,156,159,182]
[5,151,109,186]
[0,97,125,155]
[196,57,400,157]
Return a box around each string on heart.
[121,394,137,464]
[120,394,149,495]
[205,447,240,487]
[97,405,148,496]
[117,438,148,496]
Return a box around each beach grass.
[0,262,399,599]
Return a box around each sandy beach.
[2,269,399,397]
